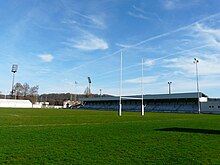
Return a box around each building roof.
[80,92,208,102]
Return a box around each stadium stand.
[80,92,220,114]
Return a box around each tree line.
[0,83,111,105]
[13,82,39,97]
[38,93,111,106]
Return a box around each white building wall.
[0,99,32,108]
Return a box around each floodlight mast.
[168,82,172,94]
[99,89,102,97]
[193,58,200,114]
[11,64,18,97]
[88,77,91,95]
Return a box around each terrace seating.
[81,102,198,113]
[144,104,197,112]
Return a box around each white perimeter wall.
[0,99,32,108]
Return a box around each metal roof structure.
[80,92,208,102]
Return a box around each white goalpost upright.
[119,51,145,117]
[141,58,144,116]
[119,50,122,117]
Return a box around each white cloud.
[90,15,106,29]
[128,11,149,20]
[62,10,108,51]
[38,54,54,62]
[115,43,132,49]
[192,23,220,48]
[128,5,163,23]
[133,5,146,14]
[73,33,108,51]
[163,0,199,10]
[163,0,180,10]
[144,59,155,66]
[125,76,158,84]
[115,13,220,52]
[163,53,220,76]
[70,10,106,29]
[62,19,77,25]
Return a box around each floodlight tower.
[88,77,91,95]
[168,82,172,94]
[99,89,102,97]
[11,64,18,96]
[193,58,200,114]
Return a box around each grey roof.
[80,92,208,102]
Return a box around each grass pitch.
[0,108,220,164]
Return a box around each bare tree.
[23,83,30,97]
[13,83,39,102]
[29,85,39,96]
[14,83,24,98]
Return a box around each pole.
[11,64,18,98]
[193,58,200,114]
[87,77,91,96]
[141,58,144,116]
[168,82,172,94]
[11,73,15,96]
[119,50,122,117]
[75,81,77,101]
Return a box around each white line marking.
[0,119,190,128]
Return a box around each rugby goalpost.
[119,50,144,117]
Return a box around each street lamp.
[11,64,18,97]
[193,58,200,114]
[168,82,172,94]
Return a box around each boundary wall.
[0,99,32,108]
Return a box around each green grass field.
[0,108,220,164]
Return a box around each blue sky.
[1,0,220,97]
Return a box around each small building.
[33,102,50,108]
[80,92,220,114]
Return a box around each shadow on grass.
[156,127,220,135]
